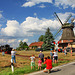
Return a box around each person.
[38,58,42,70]
[29,55,35,70]
[64,48,67,55]
[53,55,54,63]
[43,56,52,74]
[62,48,64,54]
[44,57,47,62]
[11,49,16,63]
[50,50,53,60]
[71,48,72,56]
[53,49,58,64]
[38,51,44,62]
[2,49,5,56]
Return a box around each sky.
[0,0,75,48]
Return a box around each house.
[59,39,75,49]
[29,41,43,49]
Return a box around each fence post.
[11,59,14,73]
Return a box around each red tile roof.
[29,41,43,47]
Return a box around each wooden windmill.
[54,12,75,48]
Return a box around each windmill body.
[61,23,74,40]
[54,12,75,49]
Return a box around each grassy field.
[0,50,75,75]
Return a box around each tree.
[42,27,54,50]
[19,41,23,49]
[38,35,44,42]
[17,41,29,50]
[23,42,28,46]
[23,42,28,50]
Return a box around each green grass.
[0,51,75,75]
[0,60,71,75]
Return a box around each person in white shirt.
[11,49,16,63]
[53,50,58,64]
[29,55,35,70]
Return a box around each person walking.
[53,49,58,64]
[64,48,67,55]
[38,51,44,62]
[11,49,16,63]
[50,50,53,60]
[2,49,5,56]
[71,48,72,56]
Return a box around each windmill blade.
[54,12,63,25]
[64,14,72,23]
[54,27,62,37]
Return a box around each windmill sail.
[64,14,72,24]
[54,27,62,37]
[54,12,63,25]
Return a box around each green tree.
[23,42,28,50]
[38,35,44,42]
[19,41,23,49]
[23,42,28,46]
[17,41,29,50]
[42,27,54,50]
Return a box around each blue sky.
[0,0,75,48]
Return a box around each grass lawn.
[0,50,75,75]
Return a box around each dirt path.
[16,54,70,61]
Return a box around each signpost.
[11,59,14,73]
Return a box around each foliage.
[42,27,54,50]
[38,35,44,42]
[32,46,37,49]
[0,60,70,75]
[16,41,29,50]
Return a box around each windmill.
[54,12,75,49]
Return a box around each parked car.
[35,48,43,51]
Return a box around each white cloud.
[0,11,3,19]
[56,12,75,23]
[22,0,52,7]
[18,40,21,43]
[0,24,2,28]
[0,39,17,48]
[21,0,75,9]
[7,39,16,43]
[0,12,75,48]
[38,4,46,8]
[0,13,3,19]
[0,39,22,48]
[55,0,75,9]
[1,12,75,41]
[1,12,75,38]
[0,39,6,44]
[21,17,60,32]
[34,13,37,16]
[0,11,3,13]
[1,17,60,38]
[1,20,20,36]
[22,39,28,42]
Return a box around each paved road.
[28,62,75,75]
